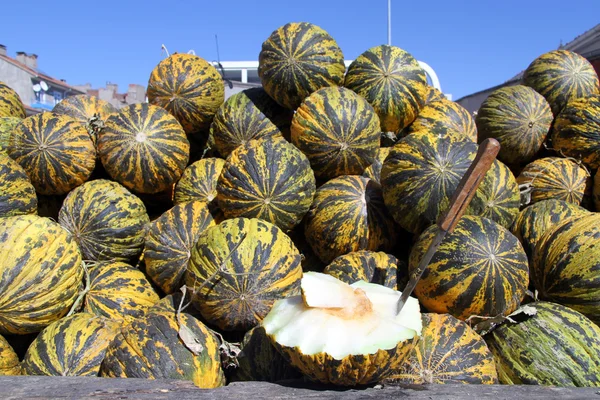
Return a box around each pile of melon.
[1,21,600,389]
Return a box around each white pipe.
[387,0,392,45]
[418,61,442,92]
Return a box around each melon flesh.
[262,272,422,360]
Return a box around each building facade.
[0,45,85,115]
[456,23,600,114]
[73,82,146,109]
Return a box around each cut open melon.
[262,271,422,385]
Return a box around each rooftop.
[0,52,85,94]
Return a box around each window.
[54,91,63,104]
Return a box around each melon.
[0,153,37,218]
[209,88,292,157]
[344,45,428,133]
[217,135,315,231]
[485,301,600,386]
[476,85,552,166]
[532,213,600,324]
[0,215,83,334]
[147,53,224,134]
[262,272,422,386]
[387,313,498,384]
[58,179,150,263]
[258,22,345,110]
[52,94,117,144]
[304,175,397,264]
[523,50,599,115]
[407,98,477,142]
[551,94,600,170]
[0,81,26,119]
[7,112,95,195]
[83,261,160,323]
[516,157,591,206]
[98,103,190,194]
[144,200,216,294]
[22,313,120,376]
[100,297,225,388]
[291,86,380,180]
[186,217,303,332]
[0,334,21,375]
[409,215,529,321]
[324,251,399,289]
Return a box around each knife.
[396,138,501,315]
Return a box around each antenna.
[32,84,41,92]
[215,34,222,64]
[387,0,392,45]
[215,34,233,89]
[40,81,48,91]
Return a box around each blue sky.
[1,0,598,99]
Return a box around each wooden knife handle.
[438,138,500,233]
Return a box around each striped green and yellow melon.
[0,215,83,334]
[532,213,600,324]
[100,297,225,388]
[523,50,599,115]
[0,334,21,375]
[186,217,303,332]
[344,45,428,133]
[476,85,553,166]
[485,301,600,386]
[387,313,498,384]
[516,157,591,206]
[381,130,481,234]
[58,179,150,263]
[7,112,96,195]
[144,200,216,295]
[0,117,20,153]
[551,94,600,170]
[147,53,224,134]
[217,136,315,231]
[258,22,345,110]
[362,147,390,184]
[209,88,293,157]
[0,153,37,217]
[304,175,397,264]
[468,159,521,228]
[83,261,160,323]
[423,86,445,105]
[511,199,588,261]
[0,81,25,119]
[52,94,117,144]
[323,251,399,289]
[98,103,190,194]
[173,157,224,216]
[291,86,380,180]
[22,313,120,376]
[407,98,477,142]
[230,326,302,382]
[409,215,529,321]
[262,272,423,386]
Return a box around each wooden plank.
[2,376,600,400]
